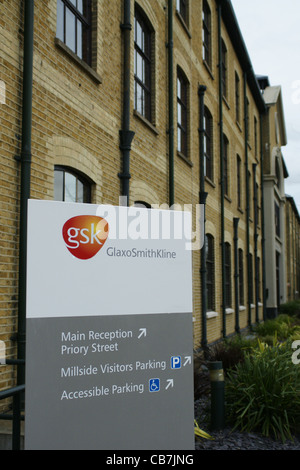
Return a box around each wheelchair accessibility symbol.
[149,378,160,392]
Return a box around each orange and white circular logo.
[62,215,109,260]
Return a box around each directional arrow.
[183,356,191,366]
[165,379,174,390]
[138,328,147,339]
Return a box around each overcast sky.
[231,0,300,213]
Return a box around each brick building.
[285,195,300,302]
[258,76,289,317]
[0,0,297,402]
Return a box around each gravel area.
[194,397,300,451]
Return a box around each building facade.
[0,0,296,400]
[258,77,289,317]
[285,195,300,302]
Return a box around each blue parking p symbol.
[171,356,181,369]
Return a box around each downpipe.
[16,0,35,388]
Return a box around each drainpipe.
[119,0,135,206]
[243,71,251,330]
[16,0,34,387]
[198,85,208,354]
[168,0,174,207]
[260,114,267,321]
[253,163,259,323]
[217,4,226,338]
[233,217,240,334]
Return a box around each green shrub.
[279,300,300,318]
[226,341,300,441]
[259,334,277,346]
[208,336,257,376]
[290,327,300,342]
[254,315,294,341]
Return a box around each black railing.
[0,359,25,451]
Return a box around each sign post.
[25,200,194,450]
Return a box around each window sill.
[225,308,234,314]
[274,184,281,198]
[55,38,102,84]
[223,95,230,110]
[175,11,192,38]
[205,176,215,188]
[133,110,159,136]
[203,60,214,80]
[224,194,232,203]
[206,311,218,319]
[239,305,246,311]
[177,151,193,167]
[236,121,242,133]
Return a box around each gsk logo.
[62,215,109,260]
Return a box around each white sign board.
[26,200,193,318]
[25,200,194,450]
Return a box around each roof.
[263,86,282,105]
[218,0,267,114]
[263,85,288,146]
[285,194,300,222]
[257,75,271,90]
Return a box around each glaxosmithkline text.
[106,246,176,259]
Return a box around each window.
[237,155,242,208]
[54,166,91,203]
[206,234,215,311]
[255,181,260,226]
[235,72,240,123]
[57,0,92,65]
[221,40,227,97]
[223,134,229,196]
[257,256,261,302]
[275,202,280,237]
[176,0,188,24]
[134,201,151,209]
[225,242,232,308]
[204,107,213,180]
[276,251,280,306]
[238,248,244,305]
[134,6,153,121]
[254,116,258,157]
[177,68,189,157]
[248,170,252,217]
[275,113,280,144]
[249,253,253,304]
[246,97,250,140]
[275,158,281,188]
[202,0,211,67]
[253,172,257,217]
